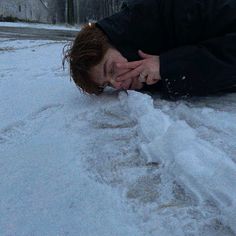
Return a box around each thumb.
[138,50,152,59]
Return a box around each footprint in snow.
[0,104,63,145]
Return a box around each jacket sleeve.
[159,32,236,98]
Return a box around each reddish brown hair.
[63,23,110,95]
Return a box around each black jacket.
[96,0,236,98]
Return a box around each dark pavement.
[0,25,79,41]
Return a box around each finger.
[138,50,153,59]
[116,66,143,82]
[116,60,142,70]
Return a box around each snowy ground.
[0,37,236,236]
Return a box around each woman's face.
[90,48,143,90]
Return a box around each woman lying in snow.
[64,0,236,99]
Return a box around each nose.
[114,62,128,77]
[108,60,130,89]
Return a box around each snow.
[0,37,236,236]
[120,92,236,231]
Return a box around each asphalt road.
[0,26,78,41]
